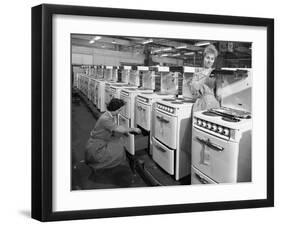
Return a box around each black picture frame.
[31,3,274,222]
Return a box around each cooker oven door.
[191,166,217,184]
[118,114,135,155]
[89,82,95,102]
[94,83,98,105]
[192,126,239,183]
[113,90,119,99]
[87,80,91,99]
[109,91,114,102]
[152,137,174,175]
[120,94,131,119]
[135,102,151,131]
[99,86,106,112]
[105,88,110,106]
[97,86,101,110]
[154,109,177,149]
[96,84,100,108]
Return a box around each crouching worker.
[85,98,141,187]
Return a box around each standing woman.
[190,44,220,113]
[85,98,141,171]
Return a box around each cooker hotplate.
[202,107,251,123]
[162,98,195,103]
[202,111,220,117]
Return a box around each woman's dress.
[190,68,220,113]
[85,111,126,170]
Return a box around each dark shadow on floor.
[18,210,30,218]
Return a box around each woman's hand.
[134,128,142,134]
[216,95,222,105]
[129,128,142,135]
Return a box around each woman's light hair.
[203,44,218,58]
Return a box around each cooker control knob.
[193,118,197,124]
[197,119,202,126]
[223,128,230,136]
[212,124,217,131]
[207,123,212,129]
[202,121,206,127]
[217,126,223,133]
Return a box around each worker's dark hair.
[107,98,125,111]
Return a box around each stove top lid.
[141,93,154,95]
[162,98,177,101]
[205,107,251,120]
[125,88,138,91]
[112,84,127,87]
[221,117,241,122]
[138,87,153,90]
[161,97,195,103]
[171,101,184,104]
[202,111,220,117]
[155,92,172,95]
[181,99,196,103]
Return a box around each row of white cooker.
[75,65,252,185]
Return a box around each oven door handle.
[156,115,163,122]
[207,140,224,152]
[196,137,224,152]
[195,173,209,184]
[162,118,169,123]
[155,144,167,153]
[196,137,207,145]
[156,115,170,123]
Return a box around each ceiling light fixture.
[160,54,169,57]
[94,36,101,40]
[172,53,181,56]
[175,45,187,49]
[89,39,95,44]
[194,41,210,46]
[162,47,172,51]
[112,40,116,44]
[184,52,195,55]
[142,39,153,44]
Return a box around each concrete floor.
[71,94,148,190]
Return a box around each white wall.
[152,56,183,66]
[1,0,280,226]
[72,45,145,65]
[71,46,184,66]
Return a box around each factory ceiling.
[71,34,252,61]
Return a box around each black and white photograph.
[71,34,253,190]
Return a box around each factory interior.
[71,34,252,190]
